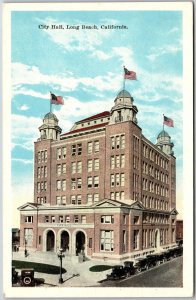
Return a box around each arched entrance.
[76,231,85,256]
[155,229,160,249]
[61,231,69,252]
[46,230,55,251]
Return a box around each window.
[25,216,33,223]
[121,154,125,167]
[71,179,76,190]
[65,216,70,223]
[62,147,66,159]
[116,173,120,186]
[134,216,139,224]
[44,166,47,177]
[44,182,47,191]
[111,137,115,149]
[88,142,93,154]
[71,145,76,156]
[57,148,61,159]
[37,182,40,192]
[87,160,93,172]
[71,162,76,174]
[45,150,47,162]
[111,156,115,169]
[120,173,125,186]
[77,178,82,189]
[87,194,93,204]
[116,136,120,149]
[101,215,114,224]
[110,192,115,200]
[56,196,61,205]
[59,216,63,223]
[94,141,99,152]
[62,180,66,191]
[45,216,49,223]
[94,193,99,203]
[110,174,115,187]
[77,195,82,205]
[81,215,86,223]
[24,228,33,246]
[51,216,55,223]
[71,195,76,204]
[41,167,44,177]
[57,164,61,176]
[100,230,114,251]
[39,235,42,245]
[116,155,120,168]
[121,135,125,149]
[94,159,99,171]
[37,167,41,178]
[123,230,126,252]
[57,180,61,190]
[41,151,44,162]
[62,163,66,174]
[77,161,82,173]
[78,144,82,155]
[62,196,66,205]
[94,176,99,188]
[87,177,93,188]
[38,152,41,163]
[74,215,79,223]
[133,230,139,249]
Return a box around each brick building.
[18,89,177,261]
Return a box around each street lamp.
[24,238,28,257]
[57,248,65,284]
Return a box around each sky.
[11,10,183,227]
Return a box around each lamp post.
[57,248,65,284]
[24,238,27,257]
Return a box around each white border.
[3,2,193,298]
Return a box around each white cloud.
[147,43,182,61]
[12,158,33,164]
[19,104,30,111]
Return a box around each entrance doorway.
[76,231,85,256]
[46,230,55,251]
[61,231,69,252]
[155,229,160,248]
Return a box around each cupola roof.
[116,89,131,98]
[44,112,58,122]
[157,130,170,139]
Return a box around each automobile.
[145,254,160,267]
[106,265,127,280]
[20,269,35,287]
[123,261,136,276]
[134,257,151,273]
[154,252,166,264]
[169,246,183,258]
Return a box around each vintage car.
[145,254,160,267]
[134,257,151,273]
[123,261,136,276]
[106,265,127,280]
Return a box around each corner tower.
[109,89,138,125]
[156,130,174,156]
[38,112,62,141]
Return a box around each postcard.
[3,2,193,298]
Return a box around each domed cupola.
[109,89,138,125]
[38,112,62,141]
[156,130,174,155]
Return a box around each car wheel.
[145,264,149,270]
[156,261,161,266]
[136,267,142,274]
[126,272,130,278]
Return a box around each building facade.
[18,90,177,261]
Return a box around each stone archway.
[76,231,85,256]
[46,230,55,251]
[61,231,70,252]
[155,229,161,249]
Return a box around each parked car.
[107,265,127,280]
[123,261,136,276]
[134,257,151,273]
[20,269,35,287]
[145,254,161,267]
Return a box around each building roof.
[116,89,131,98]
[44,112,58,121]
[157,130,170,138]
[62,122,108,136]
[76,111,110,123]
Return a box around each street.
[101,256,183,287]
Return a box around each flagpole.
[163,114,164,131]
[123,66,126,105]
[50,92,52,113]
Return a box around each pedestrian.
[24,249,28,257]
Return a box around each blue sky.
[11,10,183,225]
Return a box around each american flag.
[124,67,137,80]
[163,116,174,127]
[50,92,64,105]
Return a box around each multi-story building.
[18,89,177,261]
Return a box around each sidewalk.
[12,251,113,287]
